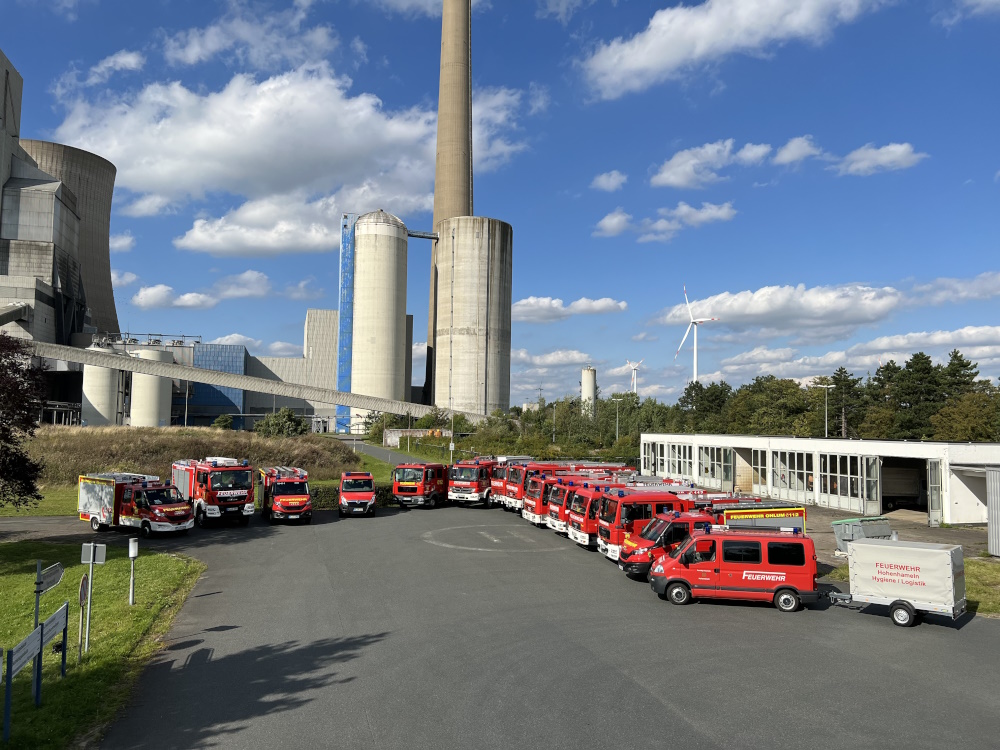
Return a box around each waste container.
[831,517,892,553]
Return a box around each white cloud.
[773,135,825,166]
[86,50,145,85]
[940,0,1000,24]
[582,0,884,100]
[368,0,486,14]
[131,285,181,309]
[665,201,737,227]
[283,278,324,300]
[512,296,628,323]
[350,37,368,68]
[632,331,659,342]
[637,217,682,244]
[108,231,135,252]
[593,208,632,237]
[110,270,137,288]
[537,0,595,23]
[835,143,929,176]
[591,170,627,192]
[651,139,769,189]
[528,82,551,115]
[267,341,302,357]
[208,333,262,349]
[174,292,217,309]
[163,1,336,68]
[57,65,527,255]
[654,282,905,337]
[215,270,272,299]
[912,271,1000,306]
[511,348,593,367]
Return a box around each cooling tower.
[582,366,597,419]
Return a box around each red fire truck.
[449,459,499,507]
[567,483,622,547]
[618,503,808,577]
[597,488,700,561]
[259,466,312,524]
[392,463,448,508]
[649,526,819,612]
[172,457,255,527]
[78,473,194,536]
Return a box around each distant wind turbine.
[673,286,718,383]
[626,359,643,394]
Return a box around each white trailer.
[829,538,966,627]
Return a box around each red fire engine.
[649,526,819,612]
[78,473,194,536]
[392,463,448,508]
[171,456,255,527]
[340,471,377,516]
[259,466,312,524]
[449,458,499,507]
[618,503,808,577]
[567,483,623,547]
[597,488,700,561]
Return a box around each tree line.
[371,349,999,459]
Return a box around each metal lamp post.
[611,395,625,442]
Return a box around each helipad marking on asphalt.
[421,525,568,553]
[478,531,502,543]
[506,528,536,544]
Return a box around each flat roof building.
[640,432,1000,527]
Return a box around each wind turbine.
[673,286,718,383]
[626,359,643,394]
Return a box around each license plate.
[353,508,364,513]
[225,507,237,513]
[618,564,624,570]
[289,514,300,519]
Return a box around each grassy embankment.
[0,542,205,748]
[828,559,1000,616]
[2,426,385,517]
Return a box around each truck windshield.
[274,481,309,496]
[549,487,567,507]
[141,488,184,506]
[569,494,588,514]
[640,518,669,541]
[343,479,374,492]
[492,466,506,480]
[600,497,619,523]
[211,470,252,490]
[394,468,424,483]
[508,467,525,484]
[669,537,693,559]
[452,467,479,481]
[526,479,543,500]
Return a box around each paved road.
[331,435,422,467]
[57,506,996,749]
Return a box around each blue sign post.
[3,602,68,743]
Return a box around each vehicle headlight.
[340,497,347,505]
[652,563,664,574]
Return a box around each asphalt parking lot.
[7,507,1000,749]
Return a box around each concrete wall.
[433,216,512,415]
[0,274,57,342]
[20,141,118,333]
[1,48,25,190]
[949,470,988,525]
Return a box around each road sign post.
[128,538,138,606]
[77,575,87,665]
[31,561,63,700]
[80,544,106,653]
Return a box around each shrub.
[253,408,309,437]
[212,413,233,430]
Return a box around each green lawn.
[828,558,1000,616]
[0,486,77,518]
[0,542,205,748]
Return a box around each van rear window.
[722,540,761,564]
[767,542,805,566]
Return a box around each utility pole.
[817,384,834,438]
[612,395,625,443]
[552,401,556,444]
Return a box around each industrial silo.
[130,349,174,427]
[81,345,124,426]
[433,216,513,415]
[350,210,407,425]
[581,366,597,419]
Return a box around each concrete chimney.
[425,0,473,402]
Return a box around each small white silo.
[81,345,124,426]
[581,366,597,418]
[130,349,174,427]
[350,209,408,425]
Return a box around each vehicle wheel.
[485,493,493,510]
[890,601,917,627]
[774,589,800,613]
[140,522,152,539]
[90,516,101,532]
[428,495,437,509]
[667,582,692,606]
[196,508,207,528]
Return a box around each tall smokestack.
[425,0,473,403]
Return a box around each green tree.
[724,376,808,436]
[930,391,1000,442]
[941,349,979,400]
[829,366,864,438]
[212,413,234,430]
[859,360,901,439]
[893,352,944,439]
[253,407,309,437]
[0,332,45,509]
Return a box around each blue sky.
[4,0,999,404]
